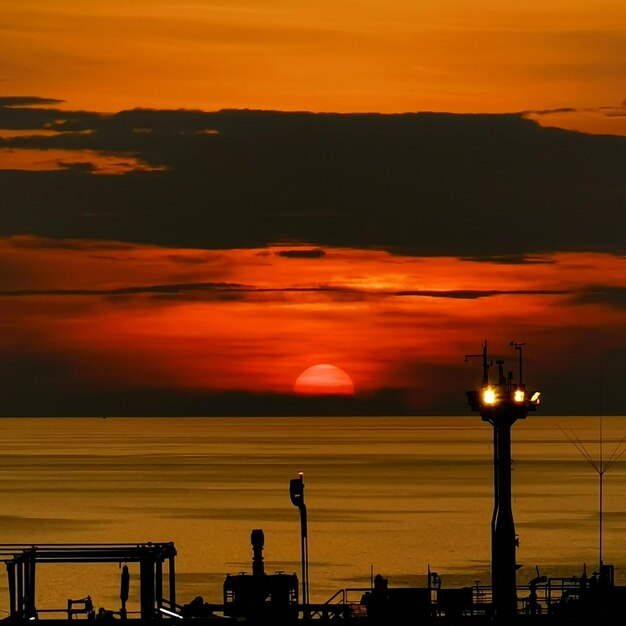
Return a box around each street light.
[290,472,309,615]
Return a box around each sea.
[1,416,626,616]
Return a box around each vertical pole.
[300,505,309,611]
[7,562,16,618]
[23,555,36,619]
[155,560,163,613]
[168,554,176,610]
[139,558,155,620]
[16,560,23,618]
[28,554,36,618]
[599,471,603,571]
[491,417,518,620]
[599,413,604,572]
[23,559,30,618]
[482,340,489,385]
[290,473,309,617]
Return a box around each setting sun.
[294,364,355,396]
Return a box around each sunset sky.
[1,1,625,415]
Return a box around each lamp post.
[290,472,309,616]
[466,341,540,620]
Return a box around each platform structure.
[466,341,540,621]
[0,542,177,621]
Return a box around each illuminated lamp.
[482,387,497,405]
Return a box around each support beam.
[140,558,156,620]
[7,562,16,618]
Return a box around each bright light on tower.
[513,390,525,403]
[482,387,497,405]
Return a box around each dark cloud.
[523,104,626,119]
[164,254,212,264]
[0,282,568,302]
[0,105,101,131]
[276,248,326,259]
[573,286,626,310]
[0,281,248,298]
[0,96,64,107]
[57,161,97,173]
[522,107,578,116]
[1,101,625,257]
[460,255,556,265]
[392,289,568,299]
[4,236,134,251]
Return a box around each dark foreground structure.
[2,343,624,624]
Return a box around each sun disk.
[294,364,355,396]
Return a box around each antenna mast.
[559,422,626,572]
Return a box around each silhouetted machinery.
[0,542,176,621]
[8,345,626,625]
[223,529,298,624]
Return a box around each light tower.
[466,341,540,620]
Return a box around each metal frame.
[0,542,177,621]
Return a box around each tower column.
[490,414,518,619]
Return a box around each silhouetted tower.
[466,341,540,620]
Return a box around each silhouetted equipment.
[8,359,626,623]
[361,574,432,624]
[466,340,540,621]
[120,564,130,619]
[290,471,309,612]
[67,595,94,620]
[223,529,298,624]
[526,571,547,616]
[252,528,265,578]
[0,543,176,621]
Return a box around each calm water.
[1,416,626,615]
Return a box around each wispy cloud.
[0,239,624,415]
[572,286,626,310]
[523,104,626,137]
[0,96,64,107]
[276,248,326,259]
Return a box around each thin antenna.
[557,421,626,571]
[465,340,489,385]
[510,341,526,387]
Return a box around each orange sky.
[1,3,625,415]
[1,237,624,414]
[2,0,626,134]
